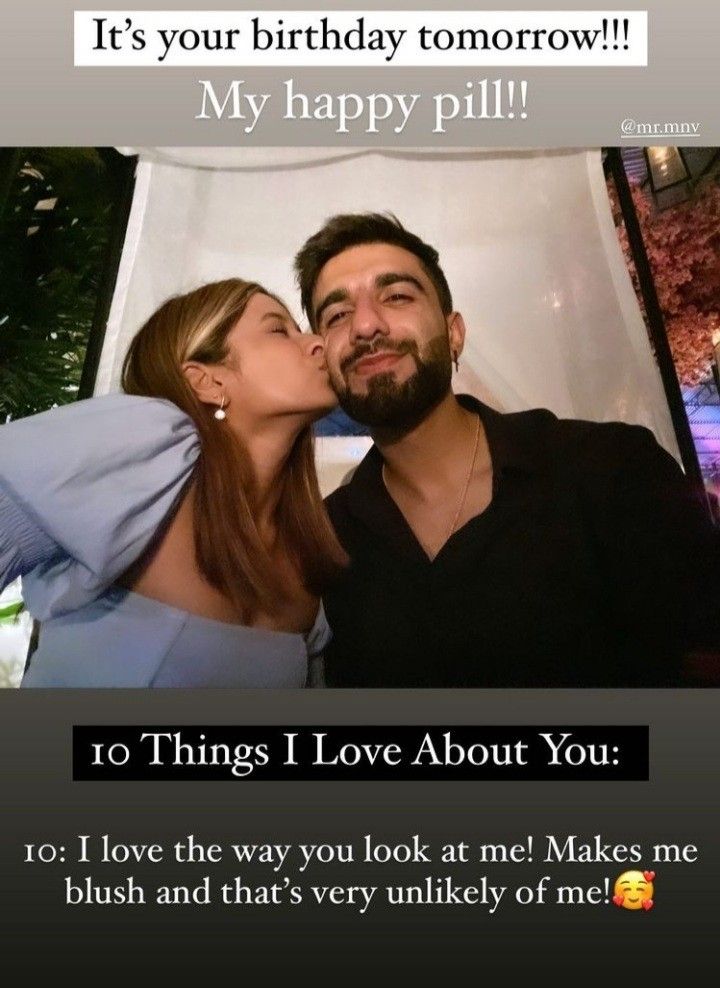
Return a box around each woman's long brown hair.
[121,278,347,620]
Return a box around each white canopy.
[98,147,678,491]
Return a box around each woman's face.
[219,292,337,425]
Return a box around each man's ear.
[447,312,467,359]
[182,362,225,406]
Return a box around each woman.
[0,279,347,687]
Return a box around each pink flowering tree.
[607,175,720,386]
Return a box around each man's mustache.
[340,339,420,375]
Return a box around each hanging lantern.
[643,146,690,194]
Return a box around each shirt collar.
[459,394,544,479]
[346,394,546,533]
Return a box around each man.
[294,213,719,686]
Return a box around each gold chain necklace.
[382,415,481,556]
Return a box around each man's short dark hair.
[294,212,453,328]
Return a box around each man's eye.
[385,292,412,303]
[326,310,349,327]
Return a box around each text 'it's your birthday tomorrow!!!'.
[74,12,649,134]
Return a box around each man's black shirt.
[323,395,719,687]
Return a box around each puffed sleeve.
[0,394,200,620]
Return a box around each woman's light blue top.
[0,394,329,687]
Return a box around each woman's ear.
[182,361,225,406]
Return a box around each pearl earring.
[214,396,227,421]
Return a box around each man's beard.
[333,333,452,431]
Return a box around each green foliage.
[0,601,24,626]
[0,148,116,420]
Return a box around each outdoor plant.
[0,148,117,420]
[608,173,720,387]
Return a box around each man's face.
[312,242,461,428]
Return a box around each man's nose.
[350,296,389,344]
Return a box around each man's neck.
[373,393,490,499]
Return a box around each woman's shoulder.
[305,600,332,657]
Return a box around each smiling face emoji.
[613,870,655,911]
